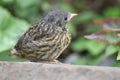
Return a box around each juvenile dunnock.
[11,10,77,63]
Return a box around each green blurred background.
[0,0,120,66]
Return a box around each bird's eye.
[64,17,67,20]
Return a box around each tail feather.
[10,48,19,57]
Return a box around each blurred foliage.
[85,18,120,60]
[0,0,120,66]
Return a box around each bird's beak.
[67,13,78,22]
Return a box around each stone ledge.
[0,61,120,80]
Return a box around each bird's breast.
[44,29,71,60]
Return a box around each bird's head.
[44,10,77,27]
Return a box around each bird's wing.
[15,24,57,54]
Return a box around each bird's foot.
[30,59,62,64]
[50,60,62,64]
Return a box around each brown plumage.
[10,10,77,62]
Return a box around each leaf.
[67,23,77,37]
[74,11,96,24]
[15,0,38,9]
[105,45,119,56]
[71,38,106,56]
[15,0,41,23]
[0,0,14,5]
[117,50,120,60]
[74,1,85,9]
[61,3,74,12]
[86,40,106,56]
[93,18,120,31]
[0,6,30,53]
[0,50,26,61]
[71,38,88,52]
[103,7,120,17]
[85,30,120,45]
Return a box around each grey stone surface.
[0,61,120,80]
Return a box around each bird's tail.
[10,48,19,57]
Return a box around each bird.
[10,9,77,63]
